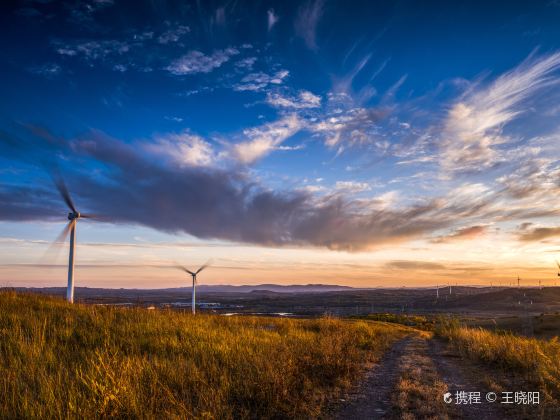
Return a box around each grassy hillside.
[0,291,406,419]
[437,321,560,405]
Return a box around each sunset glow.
[2,1,560,288]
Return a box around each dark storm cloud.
[517,226,560,242]
[7,126,556,251]
[0,126,460,250]
[4,126,560,251]
[0,185,59,221]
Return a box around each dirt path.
[328,336,415,419]
[329,334,527,420]
[427,338,511,420]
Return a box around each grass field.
[437,320,560,405]
[0,291,407,419]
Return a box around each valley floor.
[1,291,559,419]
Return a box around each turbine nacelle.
[68,212,81,221]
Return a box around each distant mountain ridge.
[182,284,355,293]
[7,284,355,295]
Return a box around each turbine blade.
[174,264,195,275]
[80,213,106,221]
[196,259,213,274]
[51,173,76,213]
[38,220,74,265]
[556,260,560,269]
[54,220,74,244]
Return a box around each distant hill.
[6,284,355,296]
[185,284,355,293]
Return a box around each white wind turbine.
[176,261,211,315]
[50,174,96,303]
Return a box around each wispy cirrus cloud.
[28,63,62,78]
[158,24,190,44]
[233,70,289,92]
[267,9,279,31]
[167,48,239,75]
[235,57,257,70]
[496,156,560,199]
[55,39,131,60]
[440,51,560,175]
[311,106,387,148]
[334,181,371,193]
[231,114,303,164]
[266,90,321,109]
[431,225,488,243]
[294,0,324,50]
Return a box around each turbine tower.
[176,261,211,314]
[51,175,94,303]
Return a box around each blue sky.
[2,0,560,288]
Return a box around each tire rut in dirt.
[428,338,517,420]
[330,336,414,419]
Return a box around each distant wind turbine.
[50,174,96,303]
[176,261,211,314]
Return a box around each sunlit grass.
[437,321,560,403]
[0,291,406,418]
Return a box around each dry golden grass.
[0,291,406,419]
[392,337,450,420]
[437,322,560,404]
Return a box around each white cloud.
[373,191,399,208]
[301,184,326,193]
[158,25,190,44]
[233,70,289,92]
[56,40,130,61]
[232,114,303,164]
[235,57,257,70]
[167,48,239,75]
[149,132,215,167]
[267,9,279,31]
[164,116,184,123]
[440,51,560,174]
[29,63,61,77]
[312,107,385,147]
[266,90,321,109]
[334,181,371,193]
[294,0,324,50]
